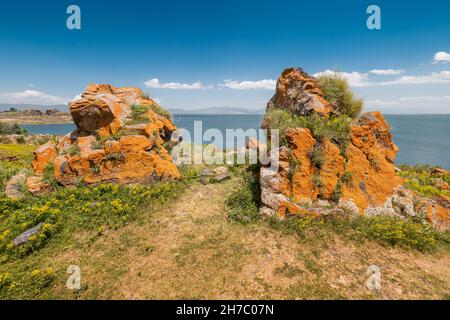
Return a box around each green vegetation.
[149,103,172,120]
[63,144,80,156]
[263,110,352,151]
[130,104,150,124]
[0,122,27,135]
[308,144,324,169]
[397,164,450,198]
[129,103,172,124]
[42,164,58,189]
[226,163,448,252]
[0,145,34,192]
[316,73,364,118]
[226,164,261,224]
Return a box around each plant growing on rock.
[316,73,363,118]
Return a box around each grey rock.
[213,166,228,175]
[200,168,214,177]
[5,173,26,199]
[12,222,44,246]
[214,172,230,182]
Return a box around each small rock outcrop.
[5,173,26,199]
[259,68,449,230]
[262,68,334,123]
[27,83,180,192]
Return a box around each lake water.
[21,114,450,169]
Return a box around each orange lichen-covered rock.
[31,141,57,175]
[285,128,316,201]
[259,67,406,222]
[26,176,52,196]
[28,83,180,191]
[262,67,334,129]
[341,112,403,211]
[319,140,346,199]
[417,199,450,231]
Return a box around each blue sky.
[0,0,450,113]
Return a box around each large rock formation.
[27,83,180,192]
[259,68,449,230]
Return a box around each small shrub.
[130,104,150,124]
[64,144,80,156]
[42,164,58,189]
[316,73,363,118]
[149,103,172,120]
[308,144,324,169]
[0,122,26,135]
[397,164,450,198]
[226,164,261,224]
[352,216,438,251]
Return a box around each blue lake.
[21,114,450,169]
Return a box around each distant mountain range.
[169,107,265,115]
[0,104,265,115]
[0,104,68,112]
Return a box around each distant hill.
[169,107,264,115]
[0,104,68,112]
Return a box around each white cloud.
[314,70,450,87]
[71,94,82,102]
[313,70,371,87]
[369,69,404,75]
[0,90,68,105]
[219,79,277,90]
[143,78,206,90]
[366,96,450,114]
[432,51,450,64]
[379,71,450,85]
[27,83,35,87]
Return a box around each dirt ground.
[43,178,449,299]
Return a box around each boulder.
[26,176,52,196]
[28,84,180,190]
[12,223,44,246]
[5,173,26,199]
[262,67,334,129]
[31,141,57,175]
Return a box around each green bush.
[226,165,261,224]
[263,110,351,152]
[0,123,26,135]
[150,103,172,120]
[397,164,450,198]
[316,73,363,118]
[130,103,172,124]
[130,104,150,124]
[351,216,438,251]
[64,144,80,156]
[308,144,324,169]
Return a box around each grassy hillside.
[0,144,449,299]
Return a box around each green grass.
[0,160,199,298]
[263,109,352,151]
[130,103,172,124]
[130,104,150,124]
[0,144,34,193]
[397,164,450,198]
[226,164,261,224]
[225,164,448,252]
[316,72,363,118]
